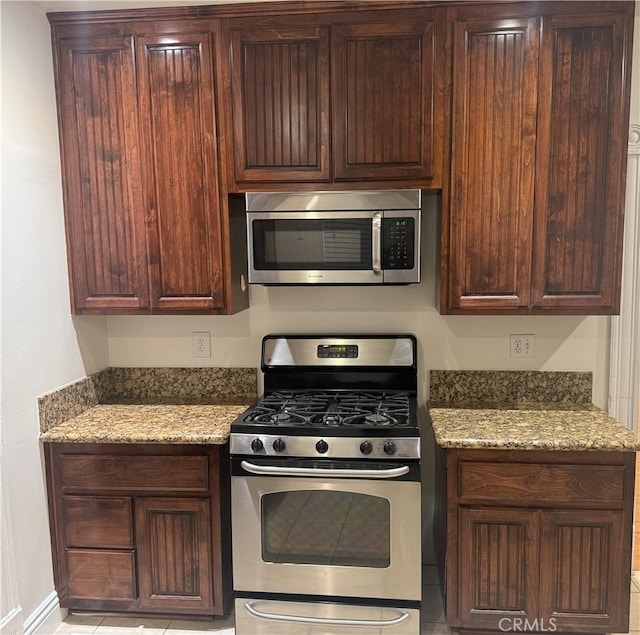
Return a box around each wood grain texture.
[51,19,247,315]
[444,448,635,632]
[532,11,632,312]
[136,497,213,611]
[45,443,232,616]
[67,549,136,601]
[55,35,149,313]
[458,507,538,624]
[540,510,628,630]
[446,12,538,311]
[230,26,330,182]
[137,30,225,312]
[60,453,209,492]
[63,496,133,548]
[458,462,626,506]
[332,17,439,182]
[441,2,633,316]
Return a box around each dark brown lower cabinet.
[44,443,231,617]
[439,448,635,634]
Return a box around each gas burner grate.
[243,390,411,428]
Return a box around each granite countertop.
[39,403,252,444]
[429,403,640,452]
[428,370,640,452]
[38,367,258,445]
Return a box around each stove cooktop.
[229,334,421,459]
[242,390,413,429]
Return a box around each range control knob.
[315,439,329,454]
[272,438,287,453]
[383,441,397,456]
[359,441,373,455]
[250,438,264,452]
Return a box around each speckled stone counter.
[429,405,640,451]
[38,367,257,444]
[39,404,251,444]
[429,370,640,452]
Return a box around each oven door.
[231,458,421,601]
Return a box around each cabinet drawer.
[60,454,209,492]
[63,496,133,548]
[458,461,625,506]
[67,549,136,601]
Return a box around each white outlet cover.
[192,331,211,358]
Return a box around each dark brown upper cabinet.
[50,19,248,315]
[227,9,444,188]
[532,11,631,313]
[229,26,331,183]
[54,34,150,314]
[440,2,633,315]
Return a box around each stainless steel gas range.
[230,334,422,635]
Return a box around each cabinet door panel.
[230,27,330,183]
[332,18,440,182]
[532,12,631,312]
[67,549,136,601]
[446,15,538,311]
[540,510,630,631]
[458,508,539,628]
[137,32,224,311]
[63,496,133,548]
[56,36,149,313]
[136,497,213,611]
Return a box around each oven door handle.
[240,460,410,479]
[244,601,411,627]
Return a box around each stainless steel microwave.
[246,190,421,285]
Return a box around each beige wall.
[107,195,613,408]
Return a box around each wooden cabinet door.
[230,26,330,183]
[136,497,213,612]
[532,10,632,313]
[136,31,225,312]
[332,16,441,183]
[539,510,630,632]
[457,507,540,628]
[54,35,149,314]
[443,13,539,312]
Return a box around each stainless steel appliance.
[230,335,422,635]
[246,190,421,285]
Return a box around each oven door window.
[261,490,390,567]
[252,219,373,270]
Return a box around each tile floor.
[52,568,640,635]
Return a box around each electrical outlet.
[510,334,535,358]
[192,331,211,358]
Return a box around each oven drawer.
[235,598,421,635]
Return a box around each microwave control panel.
[382,218,415,269]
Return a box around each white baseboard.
[23,592,64,635]
[0,606,23,635]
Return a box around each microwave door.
[248,211,381,284]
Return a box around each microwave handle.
[372,212,382,275]
[244,601,411,627]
